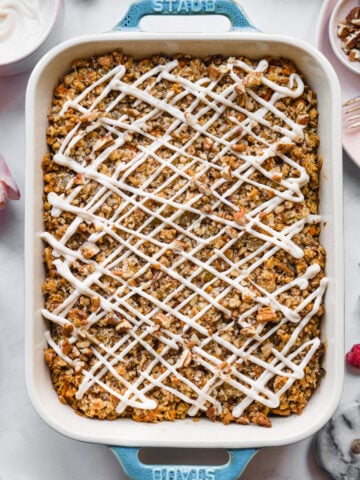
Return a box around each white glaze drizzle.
[42,55,327,419]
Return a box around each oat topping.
[42,52,325,426]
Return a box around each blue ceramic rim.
[114,0,258,32]
[111,446,258,480]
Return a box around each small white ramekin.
[328,0,360,76]
[0,0,64,77]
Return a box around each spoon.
[328,0,360,75]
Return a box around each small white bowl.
[329,0,360,75]
[0,0,64,77]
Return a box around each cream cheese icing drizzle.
[42,55,327,419]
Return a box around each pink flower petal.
[0,182,9,209]
[0,153,20,202]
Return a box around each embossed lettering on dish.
[152,0,216,13]
[152,467,216,480]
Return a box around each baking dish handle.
[111,446,258,480]
[113,0,257,32]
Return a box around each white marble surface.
[0,0,357,478]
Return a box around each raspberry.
[346,344,360,368]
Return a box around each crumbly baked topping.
[42,51,325,427]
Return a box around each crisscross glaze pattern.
[42,53,326,425]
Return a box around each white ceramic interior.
[0,0,64,77]
[329,0,360,75]
[25,32,344,449]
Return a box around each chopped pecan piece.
[93,134,115,152]
[225,226,238,239]
[203,137,214,151]
[173,239,189,250]
[160,229,177,242]
[153,312,172,328]
[240,326,256,337]
[81,242,100,259]
[220,165,232,180]
[233,207,247,226]
[271,171,283,182]
[198,183,212,196]
[61,338,72,356]
[206,405,217,421]
[208,64,221,81]
[231,142,247,153]
[73,173,85,185]
[68,308,88,326]
[79,110,101,123]
[63,323,74,338]
[256,307,278,323]
[90,296,101,312]
[235,83,246,97]
[115,319,132,332]
[243,71,263,87]
[346,7,360,23]
[252,412,272,428]
[275,139,295,154]
[261,342,274,359]
[297,113,310,125]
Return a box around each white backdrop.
[0,1,357,478]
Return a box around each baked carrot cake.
[42,51,326,427]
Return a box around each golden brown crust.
[42,51,325,427]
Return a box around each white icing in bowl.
[0,0,55,65]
